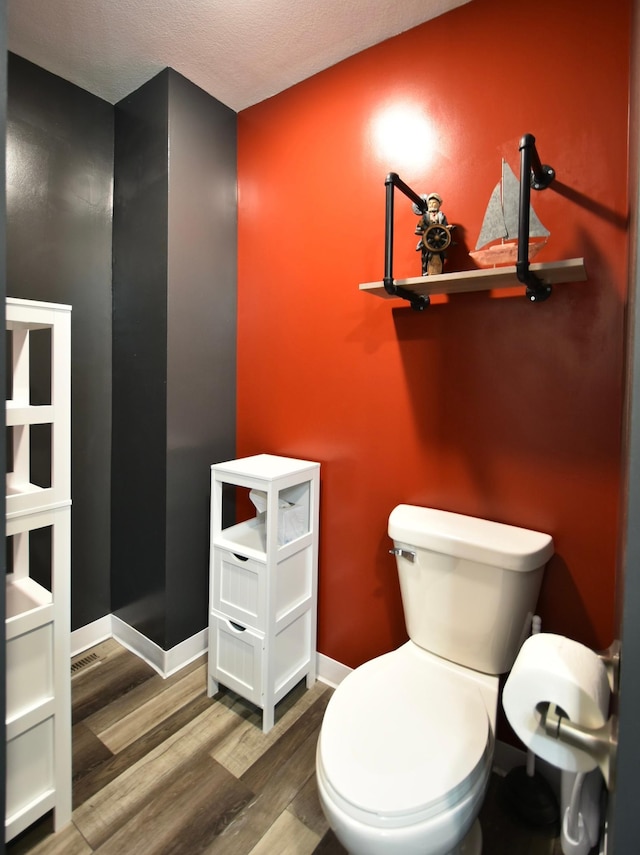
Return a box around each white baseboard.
[70,615,112,656]
[70,615,208,678]
[164,629,208,676]
[111,615,167,675]
[317,651,352,687]
[72,615,350,685]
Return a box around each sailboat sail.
[475,181,507,250]
[471,160,549,266]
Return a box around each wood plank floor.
[7,640,562,854]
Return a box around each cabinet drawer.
[212,549,266,631]
[209,614,264,706]
[212,546,313,631]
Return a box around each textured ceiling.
[8,0,471,112]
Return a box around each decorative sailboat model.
[470,160,550,268]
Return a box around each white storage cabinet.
[5,298,72,840]
[208,454,320,733]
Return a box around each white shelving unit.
[5,297,72,840]
[208,454,320,733]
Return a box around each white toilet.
[316,504,554,855]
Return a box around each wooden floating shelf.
[359,258,587,300]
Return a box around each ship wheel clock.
[413,192,455,277]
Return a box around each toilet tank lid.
[388,505,554,572]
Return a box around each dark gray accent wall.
[165,71,237,646]
[6,56,237,652]
[112,69,237,650]
[6,53,113,630]
[111,71,170,646]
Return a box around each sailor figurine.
[413,193,454,276]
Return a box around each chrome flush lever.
[389,548,416,562]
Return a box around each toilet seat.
[318,648,492,827]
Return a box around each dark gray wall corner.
[165,70,237,648]
[7,56,238,651]
[112,69,237,650]
[111,71,170,648]
[6,53,113,629]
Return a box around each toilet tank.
[388,505,554,675]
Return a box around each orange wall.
[237,0,631,668]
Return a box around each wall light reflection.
[370,103,437,177]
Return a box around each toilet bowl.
[316,504,554,855]
[316,641,497,855]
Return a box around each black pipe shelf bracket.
[378,134,569,309]
[384,172,431,310]
[517,133,555,302]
